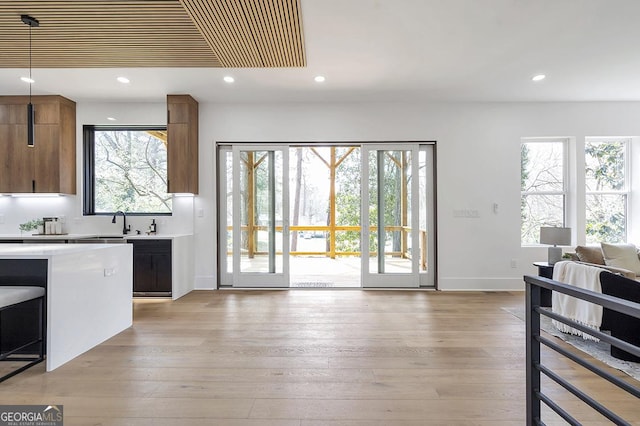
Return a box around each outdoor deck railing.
[524,275,640,425]
[227,225,430,270]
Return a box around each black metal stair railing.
[524,275,640,426]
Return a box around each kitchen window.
[83,125,172,215]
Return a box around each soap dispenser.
[150,219,157,235]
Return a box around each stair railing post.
[526,279,542,425]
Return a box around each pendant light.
[21,14,39,147]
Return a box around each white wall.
[194,101,640,291]
[2,100,639,291]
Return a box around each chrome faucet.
[112,211,131,234]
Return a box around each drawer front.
[130,239,171,255]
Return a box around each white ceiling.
[1,0,640,104]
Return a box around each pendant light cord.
[22,14,38,148]
[29,23,32,100]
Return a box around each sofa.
[561,243,640,361]
[599,271,640,362]
[564,242,640,281]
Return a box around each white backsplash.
[0,194,194,236]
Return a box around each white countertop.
[0,243,128,257]
[126,234,192,240]
[0,233,89,240]
[0,233,192,241]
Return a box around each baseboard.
[438,277,525,291]
[194,275,524,291]
[194,275,217,290]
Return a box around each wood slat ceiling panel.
[179,0,305,67]
[0,0,305,69]
[0,1,220,68]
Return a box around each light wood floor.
[0,290,638,425]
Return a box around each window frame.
[83,124,172,216]
[584,137,630,243]
[521,137,569,245]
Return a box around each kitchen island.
[0,243,132,371]
[0,233,194,300]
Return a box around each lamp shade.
[540,227,571,246]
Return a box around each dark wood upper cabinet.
[0,95,76,194]
[167,94,198,194]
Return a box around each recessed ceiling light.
[532,74,546,82]
[107,117,116,121]
[314,75,326,83]
[223,76,235,83]
[117,76,130,84]
[20,76,34,83]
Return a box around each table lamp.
[540,227,571,265]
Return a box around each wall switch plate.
[103,267,115,277]
[453,209,480,218]
[197,208,204,217]
[510,259,518,268]
[0,214,4,224]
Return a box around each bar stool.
[0,286,45,382]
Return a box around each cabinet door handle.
[32,180,35,193]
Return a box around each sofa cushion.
[601,242,640,275]
[575,245,605,265]
[0,286,45,309]
[564,252,579,261]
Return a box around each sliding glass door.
[231,145,289,287]
[361,144,421,287]
[218,142,435,289]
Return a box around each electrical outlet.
[197,208,204,217]
[59,215,66,224]
[0,214,4,224]
[103,267,115,277]
[510,259,518,268]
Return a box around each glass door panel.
[232,146,289,287]
[362,144,419,287]
[419,144,436,287]
[218,147,233,286]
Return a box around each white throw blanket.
[551,261,605,341]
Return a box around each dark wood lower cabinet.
[131,240,172,297]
